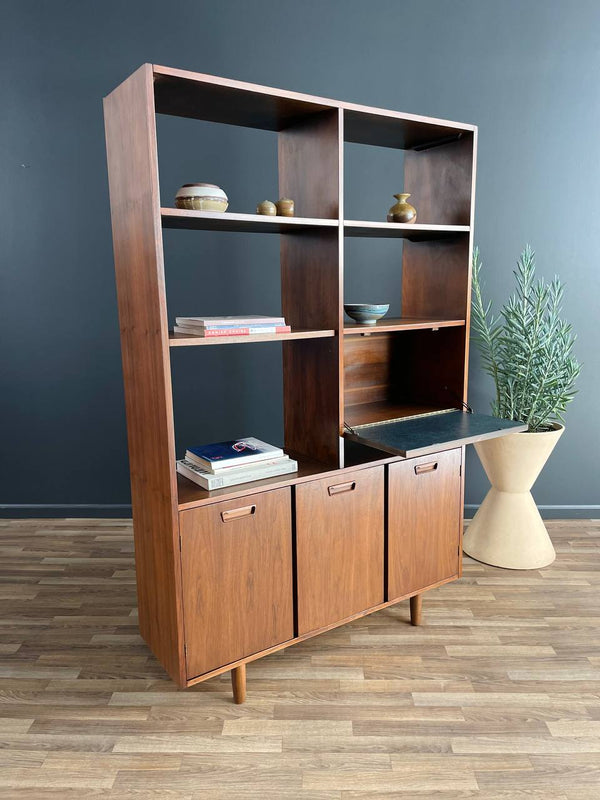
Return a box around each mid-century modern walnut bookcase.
[104,64,524,703]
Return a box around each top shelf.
[151,64,475,149]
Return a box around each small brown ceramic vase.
[256,200,277,216]
[276,198,295,217]
[387,193,417,224]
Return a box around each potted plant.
[464,245,581,569]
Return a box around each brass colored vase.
[387,193,417,224]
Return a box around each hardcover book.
[186,437,284,471]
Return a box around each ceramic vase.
[463,424,564,569]
[175,183,228,212]
[257,200,277,215]
[387,193,417,224]
[276,198,295,217]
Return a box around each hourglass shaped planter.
[463,424,564,569]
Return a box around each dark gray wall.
[2,0,598,515]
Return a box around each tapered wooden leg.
[231,664,246,704]
[410,594,423,626]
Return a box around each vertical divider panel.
[402,132,477,406]
[279,108,344,465]
[104,65,185,685]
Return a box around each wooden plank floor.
[0,518,598,799]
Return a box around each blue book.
[185,437,284,472]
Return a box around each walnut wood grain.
[295,466,384,635]
[279,105,343,465]
[343,328,465,418]
[403,133,474,225]
[103,64,185,686]
[180,488,294,678]
[388,449,462,601]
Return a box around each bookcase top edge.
[149,63,477,134]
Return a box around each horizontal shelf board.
[153,65,336,130]
[161,208,338,233]
[177,454,344,510]
[151,66,475,140]
[343,317,465,335]
[344,221,470,240]
[169,329,335,347]
[345,402,449,429]
[346,410,528,458]
[344,107,474,150]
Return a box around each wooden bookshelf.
[104,64,524,701]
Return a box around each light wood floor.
[0,518,598,799]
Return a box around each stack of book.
[176,437,298,490]
[174,315,291,338]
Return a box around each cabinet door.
[180,487,293,678]
[388,448,462,601]
[296,466,384,635]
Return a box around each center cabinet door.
[295,466,384,635]
[180,487,293,678]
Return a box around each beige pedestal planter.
[463,423,564,569]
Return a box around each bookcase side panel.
[104,65,184,685]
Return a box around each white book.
[177,457,298,490]
[176,315,286,327]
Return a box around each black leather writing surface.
[345,410,527,458]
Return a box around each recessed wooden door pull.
[220,505,256,522]
[328,481,356,496]
[414,462,438,475]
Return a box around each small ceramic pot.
[344,303,390,326]
[175,183,228,212]
[256,200,277,216]
[276,198,295,217]
[387,193,417,224]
